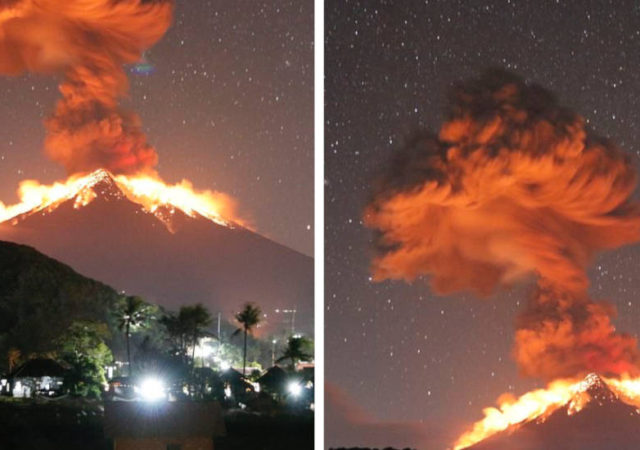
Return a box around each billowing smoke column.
[365,70,640,381]
[0,0,173,175]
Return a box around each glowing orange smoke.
[0,0,173,174]
[454,373,640,449]
[365,70,640,380]
[365,70,640,448]
[0,2,249,231]
[0,169,247,229]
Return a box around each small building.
[104,401,226,450]
[257,366,288,398]
[106,376,136,400]
[245,391,279,414]
[300,366,315,393]
[219,369,254,401]
[9,358,66,398]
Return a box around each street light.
[271,339,277,366]
[137,377,165,402]
[288,381,302,398]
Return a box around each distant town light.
[137,377,165,402]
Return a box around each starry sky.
[325,0,640,448]
[0,0,314,256]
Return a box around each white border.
[314,0,324,448]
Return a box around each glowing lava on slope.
[0,169,247,230]
[454,373,640,449]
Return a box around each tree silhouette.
[277,336,313,370]
[232,303,261,377]
[115,295,150,376]
[161,304,212,396]
[181,304,213,368]
[161,304,213,369]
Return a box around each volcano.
[464,373,640,450]
[0,169,313,334]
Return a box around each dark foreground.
[216,411,314,450]
[0,399,313,450]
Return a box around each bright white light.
[220,360,231,371]
[12,381,24,398]
[288,382,302,397]
[137,377,165,402]
[194,337,216,358]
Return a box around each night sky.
[0,1,314,256]
[326,1,640,448]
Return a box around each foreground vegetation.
[0,241,314,450]
[0,398,106,450]
[0,241,313,402]
[0,398,313,450]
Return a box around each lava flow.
[0,169,246,229]
[454,373,640,449]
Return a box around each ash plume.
[0,0,173,175]
[365,69,640,380]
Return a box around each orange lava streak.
[454,374,640,449]
[604,375,640,408]
[0,169,247,229]
[113,174,244,228]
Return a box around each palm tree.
[180,304,213,369]
[161,304,212,397]
[232,303,261,377]
[161,304,213,369]
[277,336,313,370]
[116,295,149,376]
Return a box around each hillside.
[0,169,313,335]
[0,240,121,368]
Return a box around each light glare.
[137,377,165,402]
[288,381,302,397]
